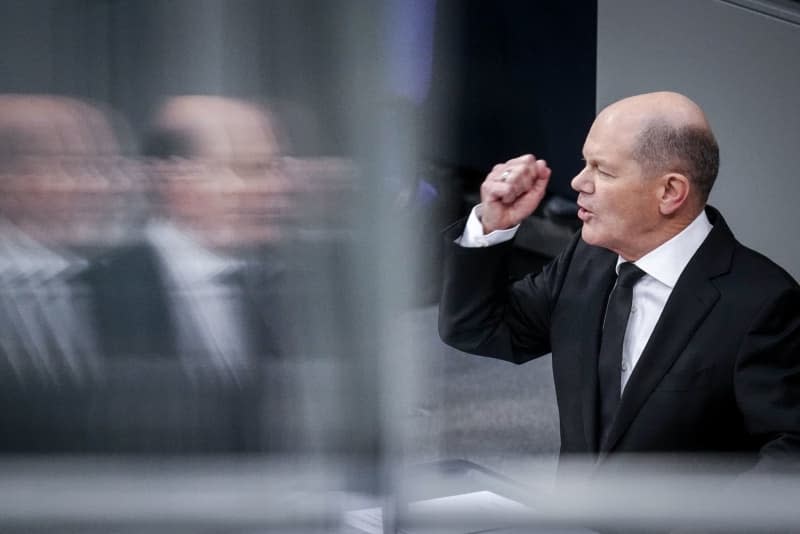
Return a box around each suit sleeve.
[437,217,578,364]
[734,285,800,469]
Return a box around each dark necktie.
[598,262,646,445]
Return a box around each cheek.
[620,192,658,227]
[609,187,647,219]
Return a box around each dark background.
[0,0,597,202]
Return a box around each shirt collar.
[0,217,88,283]
[616,209,713,288]
[147,221,244,286]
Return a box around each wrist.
[458,204,520,248]
[477,210,511,234]
[476,205,496,234]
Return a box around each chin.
[580,225,610,250]
[580,225,598,245]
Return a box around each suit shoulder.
[730,241,799,291]
[518,230,614,307]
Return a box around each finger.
[489,163,516,184]
[504,153,537,167]
[520,158,551,188]
[507,154,546,185]
[528,163,551,197]
[488,163,505,180]
[508,170,551,218]
[498,156,531,185]
[494,167,514,184]
[535,160,552,188]
[493,171,527,204]
[492,154,536,175]
[480,178,515,203]
[535,158,551,176]
[500,162,541,197]
[508,188,545,221]
[487,155,549,201]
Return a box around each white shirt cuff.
[457,204,520,247]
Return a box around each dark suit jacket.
[84,240,286,363]
[439,206,800,467]
[0,240,290,454]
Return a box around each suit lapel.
[579,252,618,452]
[238,253,289,359]
[84,242,177,360]
[600,208,734,453]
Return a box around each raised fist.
[479,154,551,234]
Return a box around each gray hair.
[632,119,719,203]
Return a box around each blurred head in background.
[0,94,148,253]
[143,95,305,253]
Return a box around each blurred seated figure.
[63,95,305,453]
[0,94,152,451]
[140,96,367,457]
[135,96,298,375]
[139,95,355,368]
[0,94,147,388]
[86,95,359,453]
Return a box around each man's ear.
[658,172,691,215]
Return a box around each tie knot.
[617,262,645,288]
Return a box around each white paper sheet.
[343,490,531,534]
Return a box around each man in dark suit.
[439,92,800,469]
[79,95,294,453]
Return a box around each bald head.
[599,92,720,205]
[602,91,710,129]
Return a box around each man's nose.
[570,167,593,193]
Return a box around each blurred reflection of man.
[0,95,145,388]
[140,96,292,381]
[82,96,303,452]
[0,95,150,451]
[439,92,800,471]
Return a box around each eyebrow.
[583,153,612,167]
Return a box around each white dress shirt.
[0,218,100,386]
[147,221,250,383]
[458,205,713,393]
